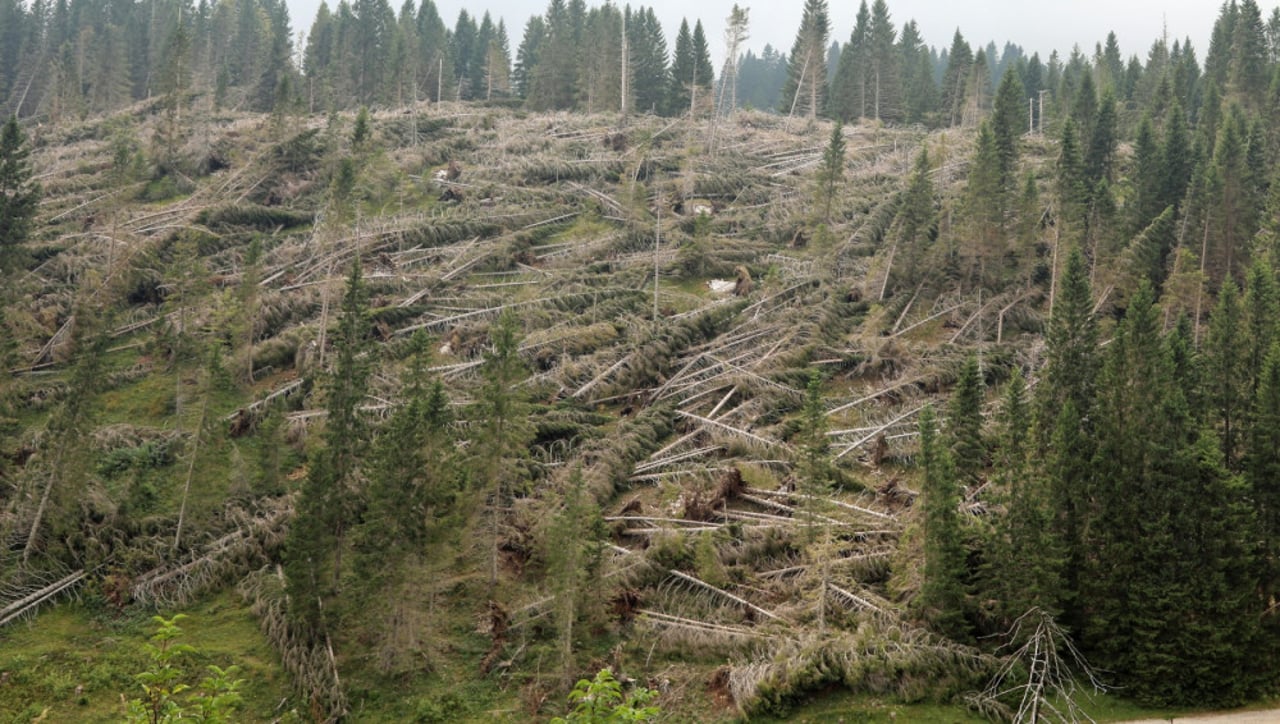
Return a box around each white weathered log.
[833,405,927,460]
[676,411,783,450]
[0,570,86,627]
[667,570,783,622]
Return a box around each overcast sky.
[289,0,1234,67]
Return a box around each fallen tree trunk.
[0,570,86,627]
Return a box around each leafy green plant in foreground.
[551,668,660,723]
[125,614,244,723]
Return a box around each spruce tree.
[889,148,936,291]
[1070,71,1098,147]
[285,258,370,638]
[1041,250,1098,422]
[1121,206,1178,297]
[354,333,452,580]
[990,67,1024,189]
[416,0,454,102]
[984,369,1063,626]
[779,0,829,118]
[917,405,969,640]
[691,20,714,108]
[797,370,836,628]
[1127,115,1164,237]
[1083,89,1118,186]
[1243,259,1278,393]
[1249,345,1280,606]
[866,0,900,122]
[0,115,40,273]
[1207,104,1250,282]
[1160,99,1194,213]
[1205,279,1247,468]
[899,21,936,124]
[667,19,695,115]
[828,1,869,122]
[964,121,1003,288]
[1036,249,1098,624]
[450,9,477,99]
[946,355,985,486]
[351,106,371,149]
[815,121,845,223]
[476,311,532,592]
[1230,0,1269,106]
[940,31,973,127]
[513,15,545,100]
[627,8,668,115]
[546,466,604,686]
[1098,31,1125,93]
[1056,119,1088,248]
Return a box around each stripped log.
[0,570,86,627]
[668,570,783,622]
[826,583,888,614]
[676,411,784,451]
[636,609,774,640]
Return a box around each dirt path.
[1123,711,1280,723]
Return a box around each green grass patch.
[0,592,288,723]
[95,371,179,426]
[747,687,1279,724]
[743,690,984,723]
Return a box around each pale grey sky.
[289,0,1238,69]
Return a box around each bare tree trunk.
[690,65,697,118]
[1048,207,1060,317]
[808,49,818,119]
[1195,217,1210,346]
[874,68,881,121]
[786,53,811,126]
[620,13,629,123]
[173,386,210,551]
[879,238,898,301]
[22,464,60,566]
[654,186,661,319]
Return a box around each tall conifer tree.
[780,0,829,118]
[917,405,969,640]
[286,258,370,638]
[0,116,39,272]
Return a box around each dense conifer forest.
[4,0,1280,721]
